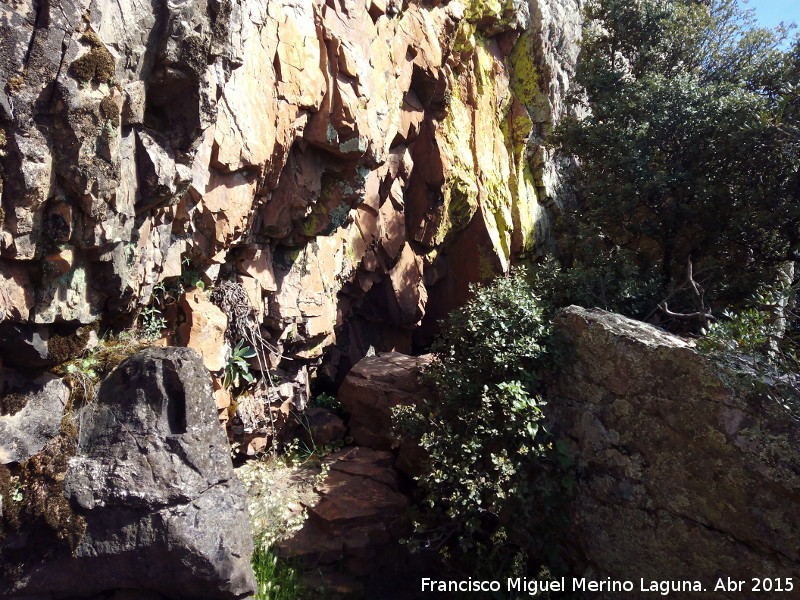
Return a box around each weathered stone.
[550,307,800,597]
[301,407,346,448]
[0,374,69,464]
[43,247,75,277]
[212,375,232,410]
[2,347,256,599]
[0,0,580,391]
[177,290,228,372]
[338,352,433,475]
[0,261,34,322]
[279,447,409,577]
[235,246,277,292]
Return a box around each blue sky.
[744,0,800,28]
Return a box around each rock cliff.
[0,0,582,384]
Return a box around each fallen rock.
[177,289,229,372]
[1,347,256,599]
[550,306,800,598]
[278,447,409,579]
[301,407,346,448]
[338,352,433,475]
[0,322,49,370]
[0,373,69,464]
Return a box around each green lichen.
[446,175,479,233]
[328,202,350,229]
[302,211,321,237]
[339,136,365,154]
[508,31,541,109]
[464,0,505,23]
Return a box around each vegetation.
[394,270,566,577]
[140,303,167,339]
[54,330,149,404]
[251,546,308,600]
[224,340,257,390]
[238,448,331,600]
[395,0,799,580]
[552,0,799,332]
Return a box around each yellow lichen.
[6,74,24,94]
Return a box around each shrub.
[393,270,562,573]
[697,280,799,373]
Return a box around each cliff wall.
[0,0,581,381]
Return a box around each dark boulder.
[0,373,68,464]
[1,347,256,599]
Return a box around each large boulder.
[550,307,800,598]
[338,352,433,475]
[1,347,256,599]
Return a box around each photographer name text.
[421,576,795,595]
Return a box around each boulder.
[550,307,800,597]
[301,407,346,448]
[278,447,409,582]
[1,347,256,599]
[0,373,69,464]
[338,352,433,475]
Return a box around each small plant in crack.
[224,340,257,391]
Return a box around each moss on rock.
[0,418,86,579]
[71,46,115,84]
[100,95,120,126]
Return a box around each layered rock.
[550,307,800,599]
[278,447,414,596]
[1,347,256,599]
[338,351,433,475]
[0,0,583,385]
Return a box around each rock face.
[338,351,433,475]
[551,307,800,598]
[302,406,347,448]
[1,347,256,599]
[0,373,69,464]
[278,447,414,596]
[0,0,583,385]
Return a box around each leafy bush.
[139,304,167,339]
[310,392,342,415]
[393,270,562,572]
[697,281,799,372]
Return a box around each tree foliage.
[553,0,800,324]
